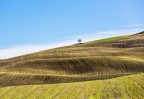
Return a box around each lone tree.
[78,39,82,44]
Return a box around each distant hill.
[0,31,144,98]
[136,31,144,35]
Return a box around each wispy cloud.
[74,28,144,42]
[0,41,75,59]
[0,28,144,59]
[124,24,144,28]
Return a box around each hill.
[0,31,144,98]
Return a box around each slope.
[0,32,144,87]
[0,72,144,98]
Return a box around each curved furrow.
[1,56,144,75]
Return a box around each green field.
[0,32,144,99]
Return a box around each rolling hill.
[0,32,144,98]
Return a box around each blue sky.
[0,0,144,58]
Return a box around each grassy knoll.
[0,32,144,98]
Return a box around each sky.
[0,0,144,59]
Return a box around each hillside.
[0,32,144,98]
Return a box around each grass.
[0,73,144,98]
[0,32,144,98]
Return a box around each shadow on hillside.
[0,73,133,87]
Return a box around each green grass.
[0,73,144,99]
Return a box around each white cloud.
[0,28,143,59]
[0,41,75,59]
[74,28,144,42]
[124,24,144,28]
